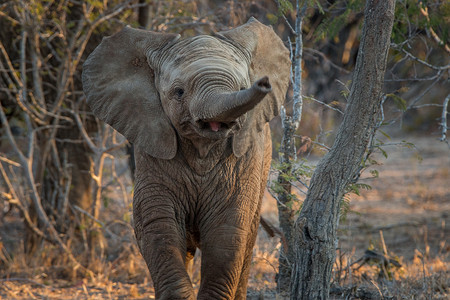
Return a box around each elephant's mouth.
[192,118,241,139]
[197,120,237,132]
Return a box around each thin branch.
[303,48,351,74]
[273,0,296,35]
[20,30,29,116]
[103,140,127,153]
[384,72,442,82]
[378,95,387,129]
[304,96,344,114]
[335,79,351,95]
[30,31,45,107]
[0,9,20,26]
[440,94,449,144]
[410,103,443,109]
[72,110,98,153]
[268,187,288,209]
[0,101,27,164]
[311,140,331,151]
[72,205,119,239]
[0,162,50,242]
[0,42,21,88]
[288,39,295,87]
[0,162,20,204]
[292,178,309,194]
[28,92,73,122]
[3,31,46,125]
[292,1,307,127]
[15,93,47,125]
[398,47,450,71]
[58,151,72,218]
[0,156,20,167]
[407,71,443,109]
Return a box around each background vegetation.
[0,0,448,298]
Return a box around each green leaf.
[286,200,294,210]
[367,157,379,166]
[123,212,131,223]
[357,183,372,191]
[312,0,324,14]
[378,130,391,140]
[266,13,278,25]
[401,141,415,149]
[278,0,294,15]
[347,184,360,196]
[377,146,388,159]
[370,169,379,178]
[102,196,110,208]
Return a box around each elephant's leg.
[134,200,194,300]
[197,225,252,300]
[234,211,261,299]
[142,222,195,299]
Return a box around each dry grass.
[1,135,449,299]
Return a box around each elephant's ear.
[217,17,291,157]
[82,26,180,159]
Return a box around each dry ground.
[248,134,449,299]
[1,134,449,299]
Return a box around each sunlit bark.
[290,1,396,298]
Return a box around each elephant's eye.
[174,87,184,99]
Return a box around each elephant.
[82,17,290,299]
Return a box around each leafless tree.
[0,0,138,272]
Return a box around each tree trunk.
[276,131,297,295]
[276,2,307,296]
[290,1,395,299]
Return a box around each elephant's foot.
[156,284,195,300]
[150,258,195,300]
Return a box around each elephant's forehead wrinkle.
[170,56,248,82]
[184,59,247,82]
[157,36,251,96]
[167,36,249,73]
[160,62,250,101]
[188,68,244,96]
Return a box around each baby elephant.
[82,17,290,300]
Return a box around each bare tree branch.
[304,96,344,114]
[440,94,450,145]
[397,47,450,71]
[0,156,20,167]
[273,0,296,35]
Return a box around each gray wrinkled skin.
[82,18,290,300]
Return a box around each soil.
[341,135,449,261]
[1,134,449,299]
[247,134,450,299]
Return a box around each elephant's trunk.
[190,76,272,124]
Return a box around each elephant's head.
[82,18,290,159]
